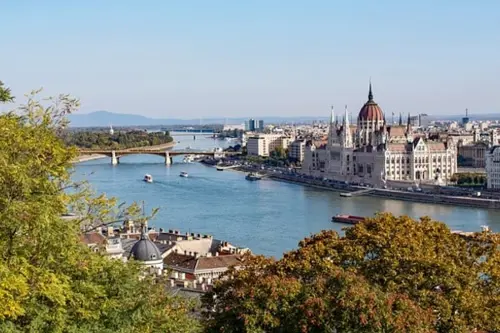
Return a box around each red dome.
[357,84,384,122]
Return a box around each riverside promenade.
[232,165,500,210]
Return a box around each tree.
[0,81,14,103]
[0,86,200,332]
[202,213,500,332]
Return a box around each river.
[73,132,500,257]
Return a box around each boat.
[183,155,195,163]
[143,174,153,183]
[216,166,224,171]
[179,171,188,178]
[245,172,262,181]
[331,214,365,225]
[340,192,352,197]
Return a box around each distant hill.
[68,111,500,127]
[67,111,330,127]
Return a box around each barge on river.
[331,214,365,225]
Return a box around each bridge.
[78,149,240,165]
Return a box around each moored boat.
[179,171,189,178]
[331,214,365,225]
[143,174,153,183]
[216,166,224,171]
[245,172,262,181]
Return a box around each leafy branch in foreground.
[0,86,200,333]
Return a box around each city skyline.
[1,0,499,117]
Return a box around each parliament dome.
[358,83,384,122]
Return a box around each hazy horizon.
[2,1,499,118]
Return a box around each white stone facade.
[301,85,458,185]
[486,146,500,190]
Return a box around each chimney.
[184,250,187,255]
[197,233,201,238]
[168,229,173,233]
[194,252,199,258]
[174,230,179,235]
[174,248,178,254]
[191,233,194,237]
[188,251,192,256]
[159,228,164,232]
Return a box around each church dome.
[129,228,162,262]
[358,83,384,122]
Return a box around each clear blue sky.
[1,0,499,118]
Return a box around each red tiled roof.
[388,125,406,137]
[163,252,197,271]
[388,143,411,152]
[196,255,243,270]
[80,232,106,245]
[428,142,446,151]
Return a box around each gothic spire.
[368,79,373,101]
[341,105,352,148]
[343,105,349,126]
[399,112,403,126]
[330,106,335,124]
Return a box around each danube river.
[73,132,500,258]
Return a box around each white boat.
[143,174,153,183]
[245,173,262,181]
[183,154,195,163]
[179,171,188,178]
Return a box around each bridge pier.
[111,151,119,165]
[165,151,172,165]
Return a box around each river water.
[73,132,500,257]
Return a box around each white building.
[247,133,291,157]
[486,145,500,190]
[289,140,306,162]
[301,83,457,185]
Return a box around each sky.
[1,0,499,118]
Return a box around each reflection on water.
[73,133,500,257]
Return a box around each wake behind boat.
[143,174,153,183]
[179,171,189,178]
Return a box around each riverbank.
[223,164,500,210]
[72,154,106,163]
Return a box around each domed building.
[302,82,458,185]
[129,225,163,275]
[356,83,385,146]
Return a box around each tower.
[328,106,339,147]
[356,81,384,147]
[341,105,353,148]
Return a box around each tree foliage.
[60,129,173,150]
[0,87,199,332]
[203,213,500,332]
[0,81,14,103]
